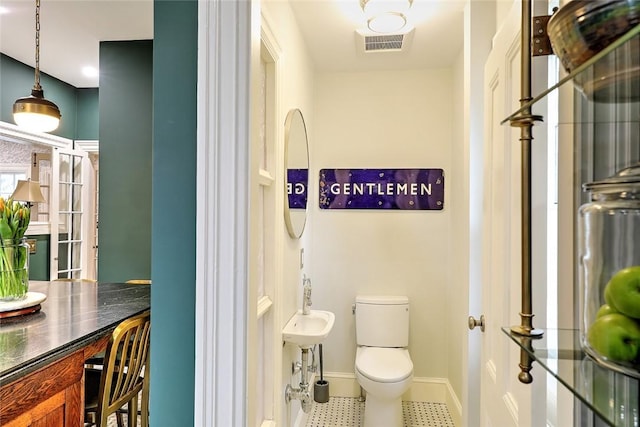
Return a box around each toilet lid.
[356,347,413,383]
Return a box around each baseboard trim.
[322,372,462,425]
[318,372,362,398]
[445,379,462,427]
[293,408,307,427]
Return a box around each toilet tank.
[355,295,409,347]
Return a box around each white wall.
[262,2,501,424]
[448,48,466,409]
[309,69,454,379]
[261,2,317,425]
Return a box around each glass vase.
[0,238,29,301]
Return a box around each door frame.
[461,1,496,425]
[194,0,253,425]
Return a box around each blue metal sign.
[319,168,444,210]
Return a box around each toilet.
[354,295,413,427]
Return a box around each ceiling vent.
[356,28,414,54]
[364,34,404,52]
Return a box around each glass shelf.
[499,19,640,426]
[502,22,640,124]
[503,328,640,427]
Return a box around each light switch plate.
[26,238,37,254]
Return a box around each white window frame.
[0,164,29,199]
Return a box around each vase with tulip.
[0,197,31,301]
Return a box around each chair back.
[126,279,152,285]
[94,310,151,426]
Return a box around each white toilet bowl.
[355,346,413,427]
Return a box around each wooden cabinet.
[0,352,84,426]
[0,332,110,427]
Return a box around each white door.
[50,146,92,280]
[475,2,546,426]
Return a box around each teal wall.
[76,88,99,140]
[152,1,196,424]
[1,55,98,281]
[0,53,90,140]
[28,235,50,281]
[98,41,152,283]
[3,7,196,423]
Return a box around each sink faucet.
[302,275,312,315]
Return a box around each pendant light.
[13,0,61,133]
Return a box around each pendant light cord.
[33,0,41,91]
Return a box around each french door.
[50,146,92,280]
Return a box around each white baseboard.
[318,372,362,398]
[293,409,307,427]
[445,379,462,427]
[321,372,462,426]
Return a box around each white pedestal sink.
[282,309,335,349]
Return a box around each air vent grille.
[364,34,404,52]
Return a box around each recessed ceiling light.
[0,6,10,14]
[82,66,99,78]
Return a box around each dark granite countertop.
[0,281,150,386]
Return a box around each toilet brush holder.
[314,380,329,403]
[314,344,329,403]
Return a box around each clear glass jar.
[579,164,640,378]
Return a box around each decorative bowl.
[547,0,640,102]
[548,0,640,73]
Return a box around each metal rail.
[508,0,544,384]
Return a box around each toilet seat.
[355,347,413,383]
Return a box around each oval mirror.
[284,109,309,239]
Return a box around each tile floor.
[104,397,455,427]
[305,397,456,427]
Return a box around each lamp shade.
[13,89,61,133]
[11,180,46,204]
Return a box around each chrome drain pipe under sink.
[285,347,313,413]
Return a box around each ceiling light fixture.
[361,0,412,16]
[368,12,407,33]
[360,0,413,33]
[12,0,61,133]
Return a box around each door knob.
[468,315,485,332]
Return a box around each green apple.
[604,283,616,307]
[587,313,640,362]
[596,303,620,318]
[604,266,640,319]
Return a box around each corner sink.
[282,309,335,348]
